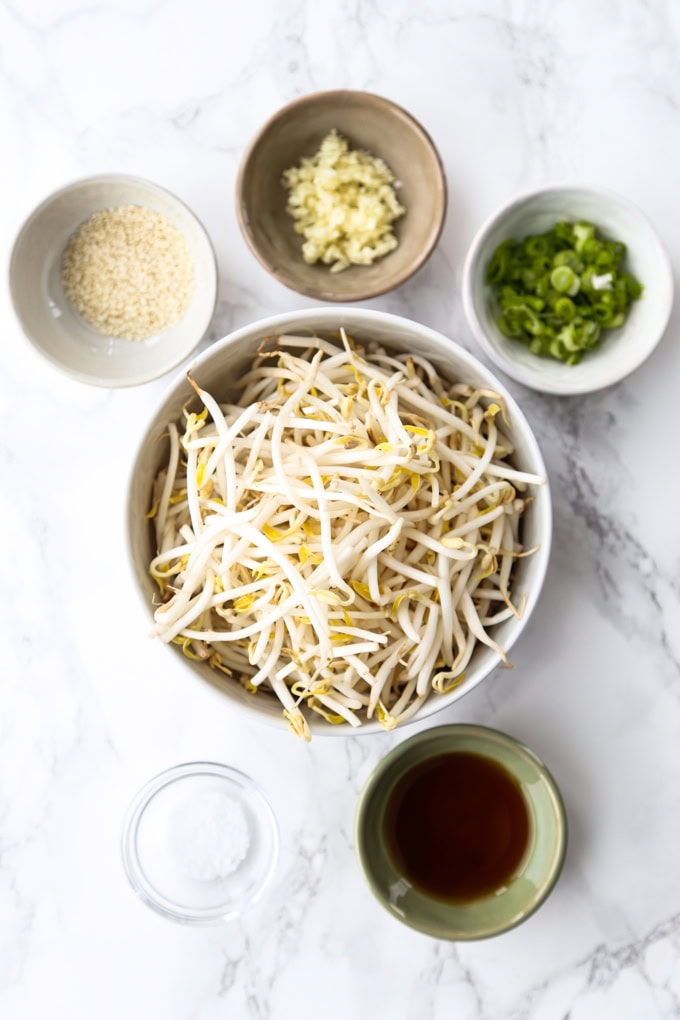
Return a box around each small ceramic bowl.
[236,90,447,301]
[9,174,218,387]
[121,762,279,924]
[355,724,567,940]
[462,185,673,395]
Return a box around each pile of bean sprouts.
[148,332,544,740]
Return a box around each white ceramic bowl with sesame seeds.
[9,174,218,387]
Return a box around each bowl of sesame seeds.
[9,174,218,387]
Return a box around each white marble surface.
[2,0,680,1017]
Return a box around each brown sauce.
[383,751,531,902]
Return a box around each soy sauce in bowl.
[383,751,531,903]
[355,725,567,940]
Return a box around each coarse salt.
[169,789,250,882]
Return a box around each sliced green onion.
[554,296,575,321]
[553,250,583,272]
[524,235,552,257]
[485,218,643,365]
[573,222,596,251]
[550,265,579,295]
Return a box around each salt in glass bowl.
[121,762,279,924]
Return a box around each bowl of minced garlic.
[9,174,217,387]
[236,90,447,301]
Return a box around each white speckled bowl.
[126,307,552,736]
[9,174,218,387]
[462,185,673,395]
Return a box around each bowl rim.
[235,89,448,302]
[461,182,675,395]
[8,172,219,388]
[125,306,552,737]
[354,723,568,939]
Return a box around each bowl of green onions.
[462,186,673,395]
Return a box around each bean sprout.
[148,332,543,739]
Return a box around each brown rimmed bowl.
[235,90,447,302]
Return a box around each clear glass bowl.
[121,762,279,924]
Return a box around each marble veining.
[1,0,680,1017]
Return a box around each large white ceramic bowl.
[462,185,673,395]
[126,308,552,736]
[9,174,218,387]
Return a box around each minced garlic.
[282,130,405,272]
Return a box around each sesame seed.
[61,204,195,341]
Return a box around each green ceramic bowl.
[354,724,567,940]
